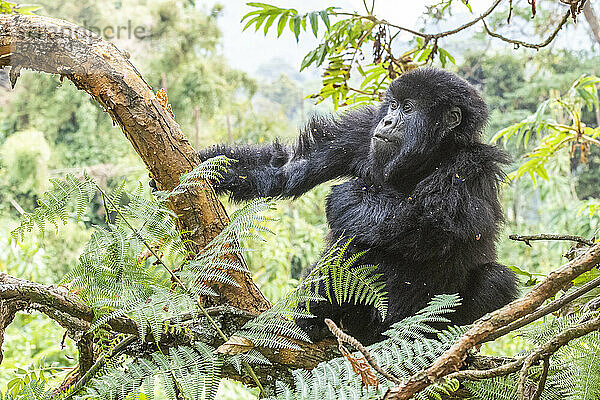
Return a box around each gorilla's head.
[369,68,488,187]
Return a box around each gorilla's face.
[369,70,470,186]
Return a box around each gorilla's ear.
[444,106,462,130]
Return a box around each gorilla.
[194,68,518,345]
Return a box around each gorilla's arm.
[199,109,375,202]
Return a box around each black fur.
[198,68,518,345]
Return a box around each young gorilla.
[197,68,518,345]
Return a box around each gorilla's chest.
[324,179,405,234]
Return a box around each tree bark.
[583,0,600,44]
[0,272,338,387]
[4,13,597,399]
[0,13,269,314]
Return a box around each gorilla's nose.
[383,117,395,127]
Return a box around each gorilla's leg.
[456,263,519,325]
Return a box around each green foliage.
[465,376,551,400]
[77,343,221,400]
[10,158,273,345]
[0,130,50,194]
[6,157,393,399]
[239,185,329,303]
[11,173,95,241]
[0,314,77,389]
[241,3,334,42]
[0,130,51,215]
[6,158,277,398]
[1,73,130,167]
[266,295,464,400]
[242,2,457,109]
[236,237,387,351]
[492,75,600,186]
[145,1,257,128]
[467,312,600,400]
[312,238,387,320]
[1,379,51,400]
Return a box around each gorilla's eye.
[402,100,414,113]
[389,100,399,110]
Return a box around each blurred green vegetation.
[1,0,599,398]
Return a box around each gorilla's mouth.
[372,133,400,145]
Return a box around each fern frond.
[226,349,272,374]
[11,172,95,241]
[463,376,518,400]
[239,331,302,350]
[235,275,325,350]
[77,343,222,400]
[154,156,234,200]
[183,198,276,280]
[237,238,387,352]
[310,238,388,320]
[382,294,461,341]
[0,380,53,400]
[553,329,600,399]
[265,296,465,400]
[519,312,595,346]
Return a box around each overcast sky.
[216,1,432,75]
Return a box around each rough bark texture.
[0,13,269,314]
[4,13,597,399]
[0,301,17,364]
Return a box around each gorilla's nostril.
[383,118,393,126]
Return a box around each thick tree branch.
[0,13,269,314]
[484,273,600,342]
[383,240,600,399]
[0,272,339,388]
[445,316,600,386]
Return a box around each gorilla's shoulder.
[450,143,511,183]
[426,143,510,188]
[459,143,511,167]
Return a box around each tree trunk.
[0,14,270,314]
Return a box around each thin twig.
[446,355,525,381]
[335,0,502,40]
[509,233,594,247]
[429,0,503,39]
[482,10,571,49]
[517,351,538,400]
[531,356,550,400]
[324,318,401,384]
[484,274,600,343]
